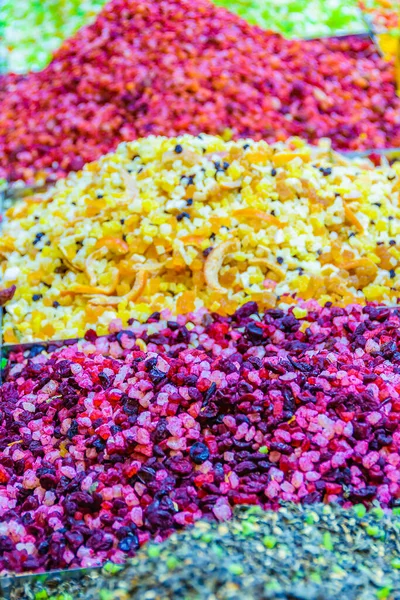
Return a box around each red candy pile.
[1,0,400,182]
[1,302,400,573]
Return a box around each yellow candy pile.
[1,134,400,343]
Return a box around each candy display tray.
[0,565,102,599]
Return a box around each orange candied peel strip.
[232,208,283,228]
[88,271,148,306]
[344,205,364,232]
[204,240,240,293]
[248,257,285,280]
[61,268,120,296]
[95,237,130,255]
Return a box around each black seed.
[175,144,183,154]
[120,218,125,224]
[277,257,284,264]
[203,247,213,257]
[33,232,45,245]
[186,199,193,206]
[319,167,332,176]
[55,263,68,274]
[389,240,396,246]
[390,269,396,279]
[53,301,60,308]
[32,294,42,302]
[271,168,277,176]
[177,212,190,221]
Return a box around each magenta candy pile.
[1,0,400,182]
[0,302,399,573]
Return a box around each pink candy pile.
[1,0,400,182]
[0,302,399,573]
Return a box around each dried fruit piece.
[89,270,148,305]
[204,240,240,293]
[0,285,16,306]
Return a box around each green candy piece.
[391,558,400,569]
[147,545,162,558]
[103,562,124,574]
[241,521,256,536]
[322,531,334,551]
[263,535,277,549]
[305,512,316,524]
[228,564,244,575]
[366,525,382,538]
[353,504,367,518]
[166,555,179,570]
[376,586,393,599]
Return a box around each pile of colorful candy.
[2,135,400,343]
[213,0,366,39]
[0,0,399,183]
[7,505,399,600]
[1,301,400,572]
[0,0,108,73]
[359,0,399,32]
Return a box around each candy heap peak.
[0,0,400,182]
[1,302,400,573]
[2,134,400,344]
